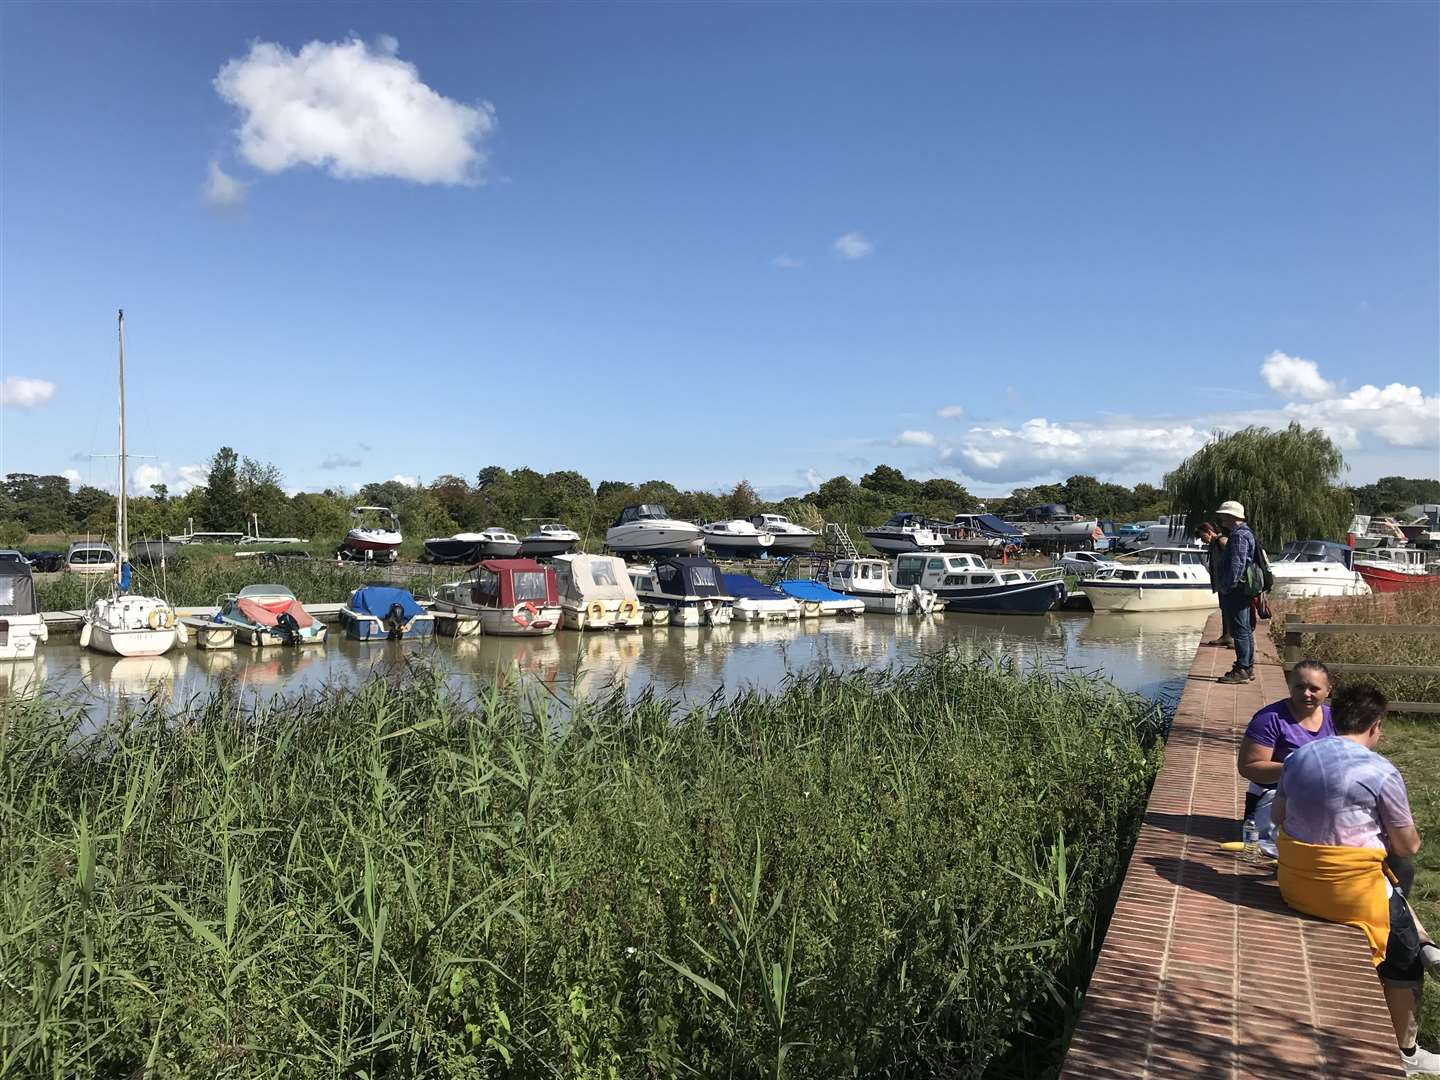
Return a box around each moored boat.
[553,553,644,630]
[630,555,734,626]
[1268,541,1370,600]
[894,552,1064,614]
[216,584,328,646]
[829,557,939,614]
[1354,547,1437,593]
[0,559,48,660]
[775,579,865,617]
[342,507,402,562]
[340,585,435,640]
[722,574,802,621]
[1079,547,1214,612]
[431,558,562,636]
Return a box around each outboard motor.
[383,602,407,640]
[274,610,301,647]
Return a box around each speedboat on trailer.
[340,585,435,641]
[518,522,581,558]
[553,553,643,630]
[0,559,48,660]
[342,506,402,562]
[1078,547,1214,612]
[702,520,775,559]
[431,559,562,636]
[723,574,802,621]
[216,585,328,646]
[776,579,865,618]
[631,555,734,626]
[747,513,819,554]
[894,552,1064,614]
[829,557,939,614]
[605,504,704,557]
[862,513,945,555]
[1269,541,1370,600]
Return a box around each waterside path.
[1059,616,1405,1079]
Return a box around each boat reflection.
[0,656,47,698]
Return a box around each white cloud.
[204,161,247,209]
[390,473,420,487]
[802,467,823,489]
[1,376,56,408]
[1261,351,1336,401]
[62,469,82,486]
[772,255,803,270]
[937,404,965,419]
[1286,382,1439,449]
[896,429,938,448]
[320,453,362,470]
[832,232,873,260]
[953,418,1209,483]
[129,462,208,495]
[133,464,165,489]
[214,36,496,185]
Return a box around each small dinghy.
[216,584,328,646]
[341,585,435,641]
[776,579,865,618]
[722,574,802,622]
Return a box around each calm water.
[4,608,1210,718]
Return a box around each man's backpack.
[1244,544,1275,597]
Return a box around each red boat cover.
[235,597,316,629]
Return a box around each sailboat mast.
[117,309,128,565]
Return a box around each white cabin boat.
[625,566,672,625]
[722,574,802,621]
[630,556,734,626]
[431,559,562,637]
[1269,541,1371,600]
[893,552,1065,614]
[1079,547,1213,612]
[0,560,48,660]
[862,513,946,555]
[828,558,939,614]
[702,519,775,559]
[518,522,581,558]
[553,553,644,630]
[605,505,705,557]
[747,514,820,554]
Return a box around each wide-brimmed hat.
[1215,500,1246,519]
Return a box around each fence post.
[1283,613,1303,669]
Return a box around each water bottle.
[1242,819,1260,863]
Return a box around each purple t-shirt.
[1277,736,1414,851]
[1243,700,1334,795]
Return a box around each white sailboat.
[81,310,182,658]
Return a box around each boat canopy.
[613,504,671,526]
[349,585,426,621]
[0,560,38,617]
[721,574,786,600]
[1278,541,1355,568]
[778,579,852,602]
[554,554,636,603]
[955,513,1024,539]
[469,559,559,607]
[880,513,928,528]
[653,556,727,598]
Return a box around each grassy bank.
[0,654,1163,1079]
[1381,718,1439,1044]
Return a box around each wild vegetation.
[0,653,1165,1079]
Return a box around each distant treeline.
[2,443,1436,550]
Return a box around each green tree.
[1164,423,1350,551]
[201,447,243,530]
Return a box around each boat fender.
[175,621,189,646]
[512,601,539,629]
[586,599,607,625]
[79,622,91,650]
[147,609,173,631]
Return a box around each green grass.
[0,652,1163,1079]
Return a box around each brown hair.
[1331,684,1387,736]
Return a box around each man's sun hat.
[1216,500,1246,519]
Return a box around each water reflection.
[20,608,1211,719]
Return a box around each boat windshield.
[513,571,549,603]
[1280,542,1347,564]
[589,561,619,587]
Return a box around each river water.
[4,608,1211,718]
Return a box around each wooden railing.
[1282,613,1440,714]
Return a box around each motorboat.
[0,559,48,660]
[342,506,402,562]
[625,566,672,625]
[862,513,946,555]
[722,574,802,622]
[473,527,523,558]
[1013,504,1103,543]
[630,555,734,626]
[894,552,1064,614]
[423,533,487,564]
[67,541,118,575]
[605,504,704,557]
[1268,542,1370,600]
[1056,550,1124,578]
[340,585,435,641]
[518,522,581,558]
[701,520,775,559]
[776,579,865,617]
[552,553,644,630]
[215,584,328,646]
[431,558,562,636]
[747,513,820,554]
[82,311,181,659]
[130,539,180,565]
[828,557,940,615]
[935,514,1025,555]
[1078,547,1214,612]
[1354,547,1436,593]
[1401,508,1440,549]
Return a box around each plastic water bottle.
[1242,819,1260,863]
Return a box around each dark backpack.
[1244,544,1275,597]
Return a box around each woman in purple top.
[1237,659,1333,820]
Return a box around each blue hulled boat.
[340,585,435,640]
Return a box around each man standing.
[1197,519,1230,648]
[1214,500,1255,684]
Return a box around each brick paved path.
[1059,616,1405,1079]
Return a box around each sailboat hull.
[89,624,178,657]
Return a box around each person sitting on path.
[1273,684,1440,1076]
[1213,500,1256,684]
[1236,660,1333,849]
[1197,519,1231,648]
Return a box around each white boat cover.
[554,554,640,605]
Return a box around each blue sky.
[2,1,1436,499]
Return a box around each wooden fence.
[1282,613,1440,715]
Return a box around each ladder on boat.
[825,523,860,559]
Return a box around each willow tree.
[1164,423,1351,551]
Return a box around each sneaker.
[1202,637,1233,647]
[1217,667,1250,685]
[1422,942,1440,979]
[1401,1044,1440,1076]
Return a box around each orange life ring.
[512,601,540,628]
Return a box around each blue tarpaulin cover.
[349,586,425,620]
[722,574,786,600]
[777,579,851,602]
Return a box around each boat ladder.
[826,523,860,559]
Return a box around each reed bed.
[0,652,1163,1079]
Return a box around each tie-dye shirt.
[1277,736,1413,851]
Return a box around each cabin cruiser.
[1401,508,1440,549]
[828,557,939,615]
[552,553,644,630]
[1078,547,1213,612]
[342,506,402,562]
[340,585,435,641]
[67,541,118,575]
[0,559,48,660]
[776,579,865,617]
[215,585,328,646]
[625,566,672,625]
[518,522,581,558]
[1268,542,1370,600]
[1347,515,1409,551]
[424,533,487,564]
[722,574,802,621]
[894,552,1064,614]
[1354,546,1436,593]
[862,513,945,555]
[747,513,820,554]
[701,520,775,559]
[605,505,704,557]
[1013,504,1103,542]
[431,559,562,636]
[936,514,1025,555]
[630,555,734,626]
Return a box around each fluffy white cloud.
[390,473,420,487]
[214,36,496,185]
[953,418,1208,483]
[1261,351,1336,401]
[320,453,362,470]
[1286,382,1439,449]
[937,404,965,419]
[204,161,247,209]
[772,255,802,270]
[896,429,938,448]
[62,468,82,486]
[130,462,209,495]
[1,376,56,408]
[832,232,873,260]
